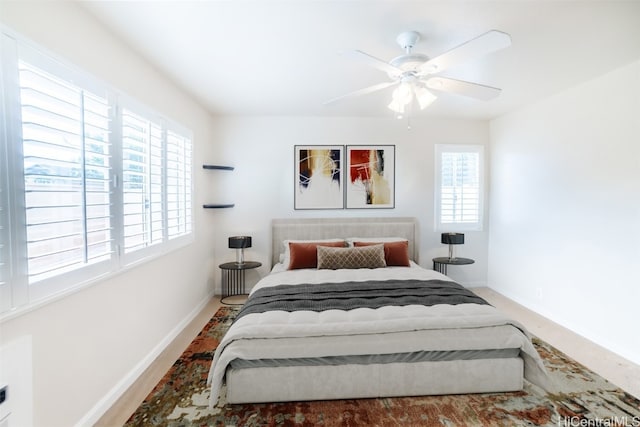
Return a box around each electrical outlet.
[0,384,7,405]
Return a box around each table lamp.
[441,232,464,261]
[228,236,252,265]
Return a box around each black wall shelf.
[203,164,234,171]
[203,204,235,209]
[203,164,234,209]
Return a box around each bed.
[207,217,550,406]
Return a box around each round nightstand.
[219,261,261,305]
[432,257,475,275]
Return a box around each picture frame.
[294,145,344,210]
[345,145,395,209]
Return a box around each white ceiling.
[81,1,640,120]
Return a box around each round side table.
[219,261,261,305]
[432,257,474,275]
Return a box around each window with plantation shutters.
[435,144,484,231]
[1,28,193,315]
[119,107,193,263]
[19,62,113,283]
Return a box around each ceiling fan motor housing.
[388,31,429,78]
[396,30,420,51]
[390,54,429,70]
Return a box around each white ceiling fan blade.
[324,81,398,105]
[418,30,511,75]
[425,77,501,100]
[342,50,403,77]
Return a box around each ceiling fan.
[325,29,512,116]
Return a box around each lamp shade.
[228,236,252,249]
[441,233,464,245]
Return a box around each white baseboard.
[460,280,487,288]
[74,290,216,427]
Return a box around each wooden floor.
[95,297,224,427]
[472,287,640,398]
[96,289,640,426]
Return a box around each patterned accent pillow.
[353,240,411,267]
[317,244,386,270]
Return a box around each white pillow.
[281,238,345,267]
[345,237,408,247]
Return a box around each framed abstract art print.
[345,145,395,209]
[294,145,344,209]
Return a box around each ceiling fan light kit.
[413,84,437,109]
[325,29,512,120]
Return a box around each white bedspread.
[207,264,550,407]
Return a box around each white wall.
[0,3,219,426]
[488,60,640,365]
[208,116,490,289]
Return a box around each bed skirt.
[225,357,524,404]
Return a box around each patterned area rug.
[125,306,640,427]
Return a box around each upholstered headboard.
[271,217,419,267]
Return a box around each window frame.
[434,144,485,232]
[0,27,194,319]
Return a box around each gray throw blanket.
[235,279,490,322]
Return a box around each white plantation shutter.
[166,130,192,239]
[121,109,164,253]
[441,152,480,223]
[435,145,484,231]
[18,61,112,283]
[149,126,165,244]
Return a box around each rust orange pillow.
[288,241,345,270]
[353,240,410,267]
